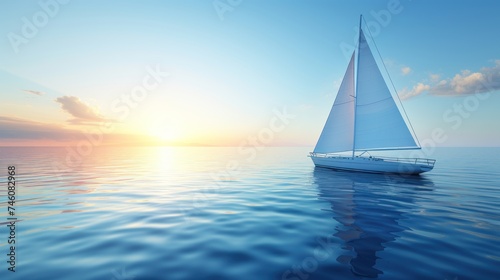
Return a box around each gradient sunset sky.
[1,0,499,147]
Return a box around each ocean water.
[0,146,499,280]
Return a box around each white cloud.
[399,83,430,100]
[401,66,411,76]
[55,96,108,124]
[400,60,500,99]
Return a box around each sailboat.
[309,16,435,175]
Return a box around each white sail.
[354,30,419,151]
[314,52,356,153]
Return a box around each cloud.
[0,115,146,146]
[429,74,440,82]
[0,116,78,140]
[55,96,108,124]
[400,60,500,99]
[399,83,430,100]
[23,89,45,96]
[401,66,411,76]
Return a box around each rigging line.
[361,17,422,148]
[353,15,362,158]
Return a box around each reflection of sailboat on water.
[313,168,434,278]
[309,16,435,174]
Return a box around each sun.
[147,126,182,144]
[154,129,179,142]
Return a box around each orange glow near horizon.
[0,130,241,147]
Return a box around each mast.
[352,15,362,158]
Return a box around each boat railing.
[375,156,436,167]
[309,152,436,167]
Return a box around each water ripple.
[0,147,499,279]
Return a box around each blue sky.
[1,0,499,146]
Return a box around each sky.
[1,0,499,147]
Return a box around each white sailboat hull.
[310,155,434,175]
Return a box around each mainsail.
[354,30,418,151]
[314,28,419,154]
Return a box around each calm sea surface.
[0,147,499,280]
